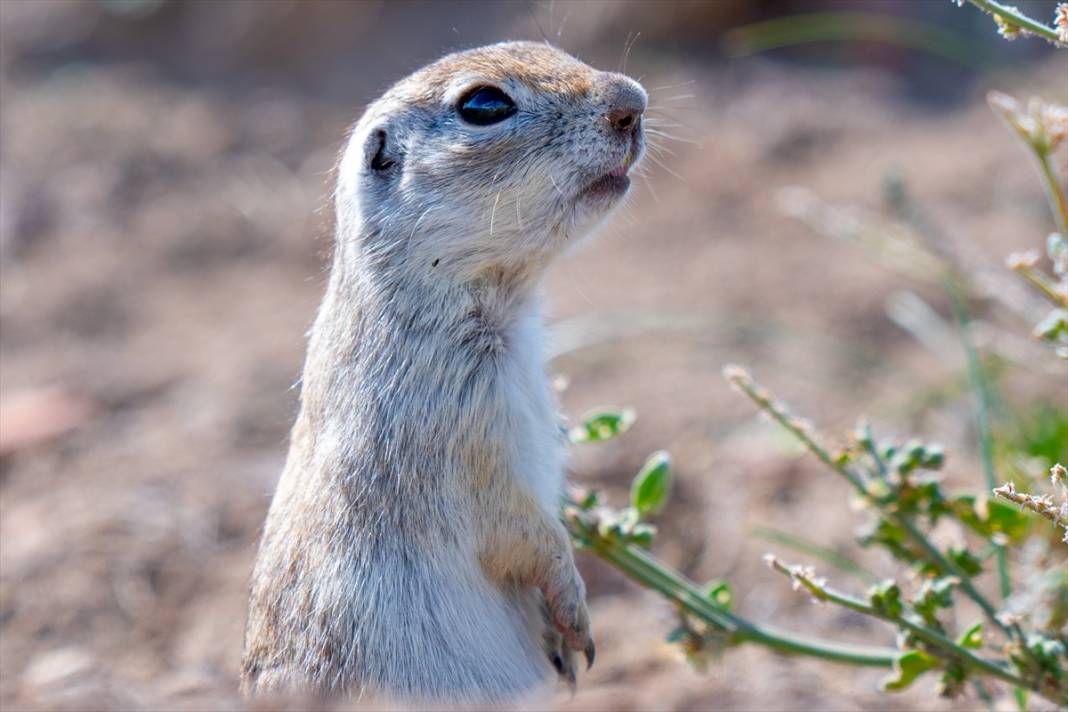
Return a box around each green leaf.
[629,523,657,548]
[958,622,983,649]
[951,495,1032,543]
[1013,686,1029,711]
[947,547,983,577]
[857,518,915,564]
[868,579,903,618]
[596,510,620,539]
[631,450,672,517]
[569,409,636,444]
[920,445,945,470]
[1034,308,1068,341]
[665,626,687,644]
[703,579,733,610]
[883,649,939,692]
[938,662,967,699]
[577,489,600,511]
[911,577,957,628]
[616,507,639,534]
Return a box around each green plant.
[561,2,1067,708]
[564,374,1066,705]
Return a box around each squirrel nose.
[607,107,641,135]
[602,74,647,137]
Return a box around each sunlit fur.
[242,41,646,705]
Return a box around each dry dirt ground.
[1,21,1066,712]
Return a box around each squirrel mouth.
[579,160,633,201]
[578,140,641,202]
[581,171,631,199]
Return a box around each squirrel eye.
[458,86,517,126]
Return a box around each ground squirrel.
[241,41,646,704]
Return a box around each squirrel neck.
[299,223,548,418]
[332,219,546,339]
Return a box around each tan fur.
[242,41,645,705]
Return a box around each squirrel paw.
[542,604,579,692]
[544,568,595,673]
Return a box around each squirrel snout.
[602,74,647,137]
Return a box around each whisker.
[645,152,685,180]
[636,168,661,204]
[646,129,703,147]
[647,79,696,93]
[526,1,550,44]
[405,206,434,263]
[548,172,566,199]
[556,2,572,39]
[619,31,641,74]
[645,141,677,157]
[645,121,687,131]
[618,31,633,73]
[645,119,689,129]
[645,110,701,131]
[490,190,502,238]
[647,104,705,116]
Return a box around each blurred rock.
[0,386,93,458]
[22,646,94,691]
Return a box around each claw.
[584,639,595,670]
[549,648,577,694]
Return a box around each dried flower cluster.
[988,92,1068,153]
[994,465,1068,543]
[993,4,1026,39]
[1057,3,1068,44]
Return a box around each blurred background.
[1,1,1065,710]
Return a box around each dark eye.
[458,86,517,126]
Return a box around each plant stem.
[1035,147,1068,239]
[564,505,899,668]
[1011,259,1068,306]
[966,0,1067,46]
[883,178,1015,605]
[751,525,879,583]
[944,277,1012,602]
[766,557,1044,694]
[724,366,1014,638]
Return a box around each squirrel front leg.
[477,487,595,670]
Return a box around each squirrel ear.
[366,128,401,174]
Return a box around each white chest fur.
[499,302,566,514]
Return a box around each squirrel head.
[335,41,646,285]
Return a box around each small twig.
[564,499,900,668]
[723,366,1015,639]
[1008,251,1068,307]
[764,556,1047,694]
